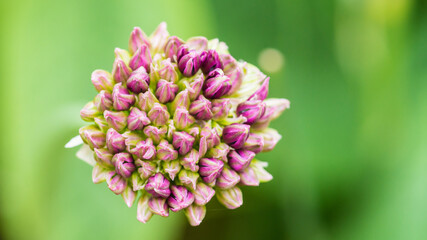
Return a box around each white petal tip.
[65,135,83,148]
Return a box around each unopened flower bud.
[112,83,135,111]
[201,50,223,74]
[80,101,100,122]
[178,169,199,190]
[94,116,110,132]
[237,100,266,124]
[127,107,150,131]
[170,90,190,114]
[192,182,215,206]
[92,164,108,184]
[156,79,178,103]
[173,107,195,130]
[104,110,128,132]
[177,46,201,77]
[112,152,135,178]
[145,173,171,198]
[91,70,114,92]
[221,54,243,95]
[114,48,131,64]
[255,128,282,152]
[129,27,150,54]
[156,139,178,161]
[222,123,250,149]
[106,171,127,195]
[242,133,264,154]
[123,131,143,152]
[217,167,240,189]
[122,185,137,207]
[79,125,106,149]
[185,73,204,101]
[203,69,231,99]
[131,172,145,191]
[228,149,255,172]
[148,103,170,126]
[199,158,224,184]
[149,22,169,55]
[157,58,179,82]
[212,99,231,120]
[185,204,206,227]
[137,90,159,112]
[239,166,259,186]
[164,36,184,60]
[112,58,131,83]
[186,36,208,51]
[200,125,220,149]
[137,193,153,223]
[167,185,194,212]
[94,90,113,111]
[180,149,199,172]
[252,98,290,130]
[135,159,157,179]
[216,186,243,209]
[172,131,195,155]
[143,125,167,144]
[166,119,175,142]
[251,160,273,182]
[94,148,113,167]
[148,197,169,217]
[189,95,213,120]
[207,143,230,162]
[127,67,150,94]
[248,77,269,101]
[162,160,181,180]
[106,128,126,153]
[129,45,152,72]
[131,138,156,160]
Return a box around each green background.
[1,0,426,239]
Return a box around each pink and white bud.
[112,152,135,178]
[149,22,169,55]
[145,173,171,198]
[178,169,199,190]
[212,99,231,120]
[167,185,195,212]
[216,186,243,209]
[135,159,157,179]
[177,46,202,77]
[143,125,167,144]
[92,164,108,184]
[122,185,137,207]
[228,149,255,172]
[237,100,266,124]
[123,131,143,152]
[106,171,127,195]
[112,58,131,83]
[148,197,169,217]
[94,116,109,132]
[94,90,113,111]
[207,143,230,163]
[129,45,152,72]
[127,107,150,131]
[189,95,213,120]
[170,90,190,114]
[221,54,243,95]
[129,27,150,54]
[80,101,100,122]
[94,148,113,167]
[186,36,208,51]
[185,204,206,227]
[252,98,290,130]
[180,149,199,172]
[137,90,159,112]
[79,125,106,149]
[91,70,114,92]
[222,123,250,149]
[217,167,240,189]
[155,79,179,103]
[157,58,179,83]
[112,83,135,111]
[200,125,220,150]
[127,67,150,94]
[199,158,224,184]
[106,128,126,153]
[173,107,195,130]
[201,49,223,74]
[251,160,273,182]
[147,103,170,126]
[131,172,145,191]
[162,160,181,180]
[166,119,176,142]
[172,131,195,156]
[137,193,153,223]
[242,133,264,154]
[186,74,204,101]
[164,36,184,60]
[203,69,231,99]
[248,77,269,101]
[104,110,128,132]
[192,182,215,206]
[130,138,156,160]
[156,139,178,161]
[239,166,259,186]
[114,48,131,64]
[256,128,282,152]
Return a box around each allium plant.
[66,22,290,226]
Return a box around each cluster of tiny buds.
[78,22,289,226]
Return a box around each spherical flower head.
[73,22,289,226]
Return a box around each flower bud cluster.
[77,22,289,226]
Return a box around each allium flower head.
[67,22,290,226]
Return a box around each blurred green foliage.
[1,0,426,239]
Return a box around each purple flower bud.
[178,169,199,190]
[177,46,201,77]
[173,107,195,130]
[130,138,156,160]
[112,152,135,178]
[200,125,220,150]
[94,148,113,167]
[203,69,231,99]
[112,58,131,83]
[106,128,125,153]
[145,173,171,198]
[221,54,243,95]
[186,37,208,51]
[122,185,137,207]
[170,90,190,114]
[91,70,114,92]
[79,125,106,149]
[252,98,290,130]
[137,90,159,112]
[242,133,264,154]
[147,103,170,126]
[162,160,181,180]
[192,182,215,205]
[127,67,150,94]
[112,83,135,111]
[248,77,269,101]
[127,107,150,131]
[131,172,145,191]
[148,197,169,217]
[217,167,241,189]
[164,36,184,60]
[93,117,109,132]
[180,149,199,172]
[207,143,230,162]
[228,149,255,172]
[135,159,157,179]
[172,131,195,155]
[106,171,127,195]
[189,95,213,120]
[222,123,250,149]
[216,186,243,209]
[80,101,100,122]
[150,22,169,55]
[143,125,167,145]
[185,204,206,227]
[211,99,231,120]
[167,185,195,212]
[201,50,223,74]
[92,164,108,184]
[129,27,150,54]
[156,139,178,161]
[199,158,224,184]
[94,90,113,111]
[157,58,179,83]
[104,110,128,132]
[122,131,143,152]
[155,79,179,103]
[186,73,204,101]
[129,45,152,72]
[256,128,282,152]
[137,194,153,223]
[239,166,259,186]
[237,100,266,124]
